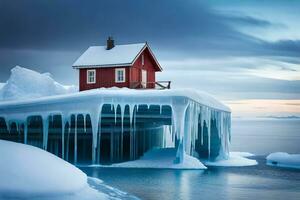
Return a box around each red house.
[73,37,169,91]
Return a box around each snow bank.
[0,140,138,200]
[103,148,207,169]
[0,139,86,198]
[204,152,257,167]
[0,66,77,101]
[267,152,300,169]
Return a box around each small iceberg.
[204,152,257,167]
[103,148,207,170]
[266,152,300,170]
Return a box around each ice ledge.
[0,88,230,112]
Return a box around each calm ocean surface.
[81,119,300,200]
[231,119,300,154]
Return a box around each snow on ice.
[0,66,232,168]
[0,140,138,200]
[104,148,207,169]
[204,152,258,167]
[267,152,300,170]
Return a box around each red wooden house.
[73,37,169,91]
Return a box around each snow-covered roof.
[72,43,162,70]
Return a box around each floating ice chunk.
[266,152,300,169]
[204,152,257,167]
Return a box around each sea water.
[81,119,300,200]
[231,119,300,154]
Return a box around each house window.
[87,69,96,84]
[142,54,144,66]
[115,68,126,83]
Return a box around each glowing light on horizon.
[225,99,300,118]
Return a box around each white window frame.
[115,68,126,83]
[142,54,144,66]
[86,69,96,84]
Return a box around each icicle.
[128,104,135,160]
[174,138,185,164]
[83,114,86,133]
[5,119,11,134]
[74,114,77,164]
[171,98,189,163]
[207,108,211,159]
[15,122,19,133]
[66,120,70,162]
[133,106,138,159]
[90,104,102,164]
[24,120,28,144]
[171,100,189,140]
[159,104,163,115]
[61,114,67,159]
[119,103,126,160]
[114,104,118,124]
[42,115,49,150]
[129,104,135,126]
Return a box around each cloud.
[0,0,297,58]
[0,0,299,111]
[222,14,279,27]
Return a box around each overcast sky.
[0,0,299,117]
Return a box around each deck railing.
[130,81,171,90]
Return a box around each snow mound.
[0,140,138,200]
[104,148,207,169]
[0,139,87,198]
[0,66,77,101]
[204,152,257,167]
[267,152,300,170]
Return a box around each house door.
[141,70,147,88]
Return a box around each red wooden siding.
[131,47,157,88]
[79,67,130,91]
[79,47,160,91]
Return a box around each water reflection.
[81,158,300,200]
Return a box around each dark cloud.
[222,15,276,27]
[0,0,295,57]
[0,0,299,101]
[263,40,300,57]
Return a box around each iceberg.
[0,66,77,101]
[0,67,231,167]
[267,152,300,169]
